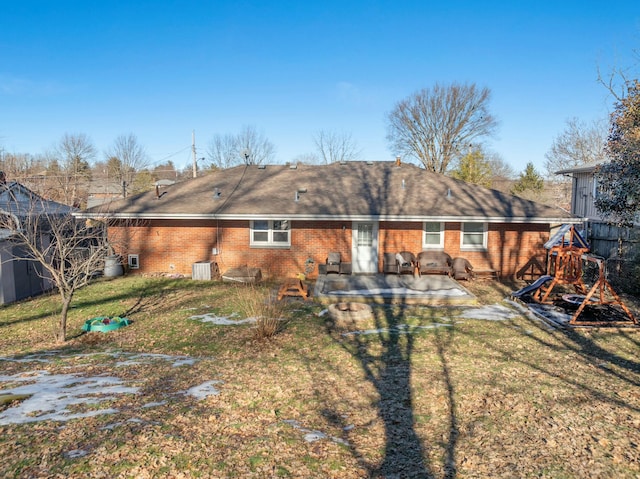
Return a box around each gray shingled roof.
[554,160,608,176]
[1,182,76,218]
[78,161,578,223]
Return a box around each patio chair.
[416,251,452,276]
[383,252,399,274]
[398,251,416,275]
[452,257,474,280]
[325,252,342,274]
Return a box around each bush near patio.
[0,276,639,478]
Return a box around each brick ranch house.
[77,161,580,280]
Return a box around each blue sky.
[1,1,639,174]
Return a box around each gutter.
[74,212,583,225]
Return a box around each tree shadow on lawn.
[524,315,640,390]
[0,277,211,332]
[323,303,459,479]
[465,313,640,412]
[471,278,640,395]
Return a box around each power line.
[147,146,192,167]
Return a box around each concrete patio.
[313,274,478,306]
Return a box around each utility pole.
[192,130,197,178]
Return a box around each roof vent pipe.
[402,179,406,189]
[294,191,299,202]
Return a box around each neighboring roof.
[0,182,76,217]
[78,161,579,224]
[555,160,607,175]
[88,179,123,195]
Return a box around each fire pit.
[561,294,598,307]
[327,302,373,325]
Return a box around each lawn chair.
[383,252,399,274]
[397,251,416,275]
[452,257,474,280]
[326,252,342,274]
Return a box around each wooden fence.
[587,222,640,294]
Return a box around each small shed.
[0,177,74,304]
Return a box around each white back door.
[352,221,378,273]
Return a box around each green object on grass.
[82,316,130,332]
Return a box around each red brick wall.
[440,222,549,278]
[109,219,549,279]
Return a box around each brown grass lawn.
[0,276,639,478]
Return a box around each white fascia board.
[75,212,583,224]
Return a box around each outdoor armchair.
[452,257,474,280]
[325,252,342,274]
[397,251,416,275]
[383,253,399,274]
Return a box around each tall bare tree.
[312,129,362,163]
[386,83,498,173]
[236,125,276,165]
[104,134,149,197]
[486,152,516,192]
[544,118,607,177]
[290,152,321,165]
[207,133,240,169]
[55,133,96,207]
[207,125,276,168]
[0,186,111,342]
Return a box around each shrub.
[231,285,287,340]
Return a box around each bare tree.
[544,118,607,177]
[207,133,240,169]
[485,152,515,193]
[290,152,321,165]
[104,134,149,196]
[54,133,96,207]
[0,185,111,342]
[597,48,640,102]
[386,83,498,173]
[206,125,276,167]
[312,130,362,163]
[236,125,276,165]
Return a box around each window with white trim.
[250,220,291,247]
[461,222,487,250]
[423,222,444,248]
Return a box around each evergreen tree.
[451,148,493,187]
[511,162,544,195]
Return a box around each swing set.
[530,225,637,326]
